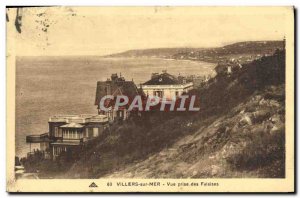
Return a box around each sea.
[15,56,216,157]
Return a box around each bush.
[226,129,285,177]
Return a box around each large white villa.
[141,71,194,100]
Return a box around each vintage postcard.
[6,6,294,192]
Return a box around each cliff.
[65,50,285,178]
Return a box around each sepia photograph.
[6,6,294,192]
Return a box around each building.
[95,73,143,121]
[26,114,109,160]
[141,71,193,100]
[185,75,210,88]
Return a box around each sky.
[6,7,290,56]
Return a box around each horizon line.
[16,39,284,57]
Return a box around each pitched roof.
[118,81,140,98]
[95,81,113,105]
[143,72,180,85]
[95,80,141,105]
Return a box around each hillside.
[105,48,201,59]
[62,50,285,179]
[106,40,284,64]
[106,85,285,178]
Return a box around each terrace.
[26,132,51,143]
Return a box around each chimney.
[151,73,159,79]
[111,73,118,82]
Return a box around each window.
[93,128,99,137]
[64,130,71,139]
[159,91,163,97]
[154,91,163,97]
[175,91,179,97]
[54,147,66,156]
[62,129,65,138]
[58,128,62,137]
[119,110,124,118]
[54,127,58,137]
[85,128,89,137]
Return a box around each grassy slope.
[105,85,285,178]
[64,50,285,178]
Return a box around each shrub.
[226,129,285,177]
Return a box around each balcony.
[26,133,51,143]
[50,137,95,146]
